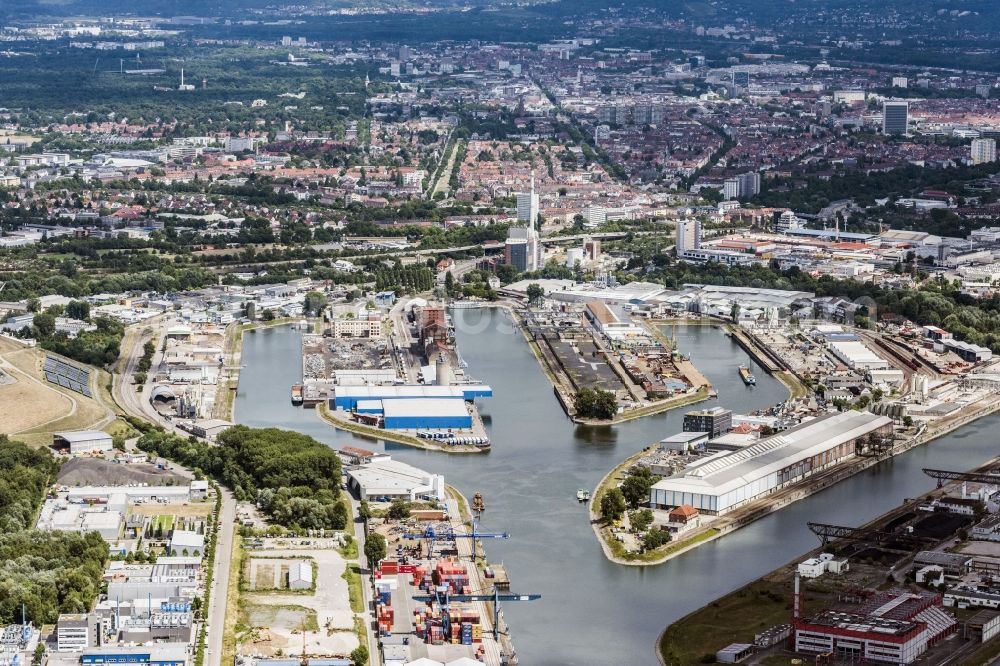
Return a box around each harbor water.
[234,309,1000,666]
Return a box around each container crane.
[403,518,509,561]
[412,584,540,640]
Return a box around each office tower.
[776,210,803,233]
[882,101,909,135]
[723,178,740,201]
[505,225,540,272]
[676,219,701,256]
[972,138,997,165]
[598,106,618,124]
[891,76,908,89]
[737,171,760,198]
[683,407,732,438]
[516,174,539,228]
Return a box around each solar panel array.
[44,356,93,398]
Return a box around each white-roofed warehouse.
[650,411,893,515]
[54,430,113,455]
[346,456,445,501]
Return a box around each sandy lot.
[241,547,358,657]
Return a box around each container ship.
[738,365,756,386]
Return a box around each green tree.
[358,500,371,522]
[364,532,386,566]
[574,387,596,416]
[630,509,654,533]
[593,390,619,419]
[32,313,56,338]
[303,291,328,316]
[387,499,411,520]
[620,468,657,509]
[643,528,671,550]
[66,300,90,321]
[350,644,369,666]
[526,282,544,305]
[600,487,626,522]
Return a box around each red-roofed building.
[668,505,699,525]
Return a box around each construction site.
[660,463,1000,665]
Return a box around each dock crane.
[412,584,540,640]
[922,468,1000,489]
[403,518,509,562]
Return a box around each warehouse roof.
[335,384,492,399]
[54,430,112,443]
[381,398,470,418]
[828,340,886,366]
[346,457,443,498]
[652,411,892,499]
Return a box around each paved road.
[206,486,237,666]
[350,498,379,665]
[115,316,174,430]
[113,318,240,666]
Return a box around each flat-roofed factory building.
[650,411,893,515]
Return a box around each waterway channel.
[234,309,1000,666]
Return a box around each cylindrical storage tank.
[436,357,451,386]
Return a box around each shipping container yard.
[368,495,536,666]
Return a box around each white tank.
[436,357,452,386]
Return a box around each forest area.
[138,426,349,530]
[0,437,108,625]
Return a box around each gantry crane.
[806,521,927,549]
[412,584,541,640]
[403,518,509,561]
[922,468,1000,488]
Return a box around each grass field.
[342,564,363,614]
[0,337,113,444]
[222,533,243,666]
[153,515,175,533]
[239,601,319,633]
[659,578,824,665]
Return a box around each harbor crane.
[403,519,509,561]
[922,468,1000,488]
[806,521,926,549]
[412,584,541,640]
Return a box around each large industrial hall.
[649,411,894,515]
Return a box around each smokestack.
[793,572,801,621]
[181,69,185,87]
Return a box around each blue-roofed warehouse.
[331,384,492,411]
